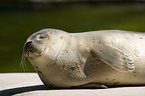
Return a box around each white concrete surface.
[0,73,43,90]
[0,73,145,96]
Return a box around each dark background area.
[0,1,145,72]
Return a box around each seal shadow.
[0,85,48,96]
[0,84,108,96]
[1,84,144,96]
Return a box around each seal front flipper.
[96,45,135,72]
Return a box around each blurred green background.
[1,2,145,73]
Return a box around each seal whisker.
[20,53,26,72]
[20,47,29,72]
[24,57,29,71]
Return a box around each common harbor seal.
[22,29,145,88]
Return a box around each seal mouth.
[24,44,45,58]
[26,49,42,57]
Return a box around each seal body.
[23,29,145,88]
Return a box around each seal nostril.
[26,41,32,47]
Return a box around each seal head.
[23,29,67,58]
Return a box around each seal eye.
[39,36,46,39]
